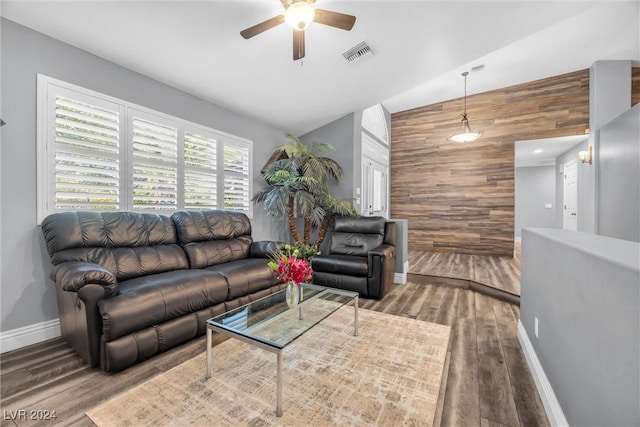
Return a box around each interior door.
[362,156,388,218]
[563,160,578,230]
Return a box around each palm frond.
[252,190,269,204]
[331,199,358,216]
[319,157,343,181]
[261,169,293,184]
[310,205,326,229]
[295,190,316,216]
[309,140,334,156]
[264,185,290,217]
[302,157,325,183]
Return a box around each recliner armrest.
[55,261,118,297]
[368,244,395,276]
[250,241,284,259]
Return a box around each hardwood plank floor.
[1,281,548,427]
[408,250,521,296]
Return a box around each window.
[37,75,253,222]
[184,131,218,210]
[223,141,251,212]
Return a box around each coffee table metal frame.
[205,283,358,417]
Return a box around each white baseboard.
[517,320,569,427]
[395,261,409,284]
[0,319,61,354]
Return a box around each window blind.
[184,131,217,210]
[223,142,251,213]
[53,95,120,210]
[131,115,178,210]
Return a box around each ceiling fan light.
[285,1,315,30]
[448,114,481,143]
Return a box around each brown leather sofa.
[41,210,283,372]
[311,216,397,299]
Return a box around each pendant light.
[448,71,481,143]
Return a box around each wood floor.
[0,279,548,427]
[408,246,521,296]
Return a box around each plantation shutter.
[184,131,217,210]
[223,140,251,213]
[53,94,121,211]
[130,113,178,210]
[38,76,255,221]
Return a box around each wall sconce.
[578,146,592,164]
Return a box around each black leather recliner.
[311,216,397,299]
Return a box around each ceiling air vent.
[343,41,373,65]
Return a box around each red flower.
[268,253,313,285]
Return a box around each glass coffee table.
[205,283,358,417]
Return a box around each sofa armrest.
[250,241,284,259]
[55,261,118,297]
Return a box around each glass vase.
[285,281,299,308]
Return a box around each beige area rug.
[87,307,451,427]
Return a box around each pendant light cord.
[462,71,469,116]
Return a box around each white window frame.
[37,74,253,223]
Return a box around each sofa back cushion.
[171,210,253,268]
[41,211,188,281]
[329,216,386,256]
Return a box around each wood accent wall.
[632,67,640,107]
[391,70,590,256]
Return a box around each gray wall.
[554,141,589,228]
[0,19,286,332]
[588,60,632,233]
[514,166,556,238]
[299,113,356,201]
[520,228,639,426]
[598,104,640,242]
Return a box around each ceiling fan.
[240,0,357,61]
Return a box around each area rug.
[86,307,451,427]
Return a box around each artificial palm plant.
[253,134,356,247]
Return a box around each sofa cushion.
[42,211,188,281]
[206,258,278,299]
[330,216,385,256]
[99,269,228,341]
[172,210,254,268]
[311,254,369,277]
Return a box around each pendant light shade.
[448,72,481,143]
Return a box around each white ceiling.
[515,135,588,168]
[2,1,639,136]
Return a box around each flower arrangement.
[268,244,314,285]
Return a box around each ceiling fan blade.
[313,9,356,31]
[240,15,285,39]
[293,29,305,61]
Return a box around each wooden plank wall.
[391,70,590,256]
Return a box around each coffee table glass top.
[207,283,357,349]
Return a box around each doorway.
[563,160,578,230]
[362,157,388,217]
